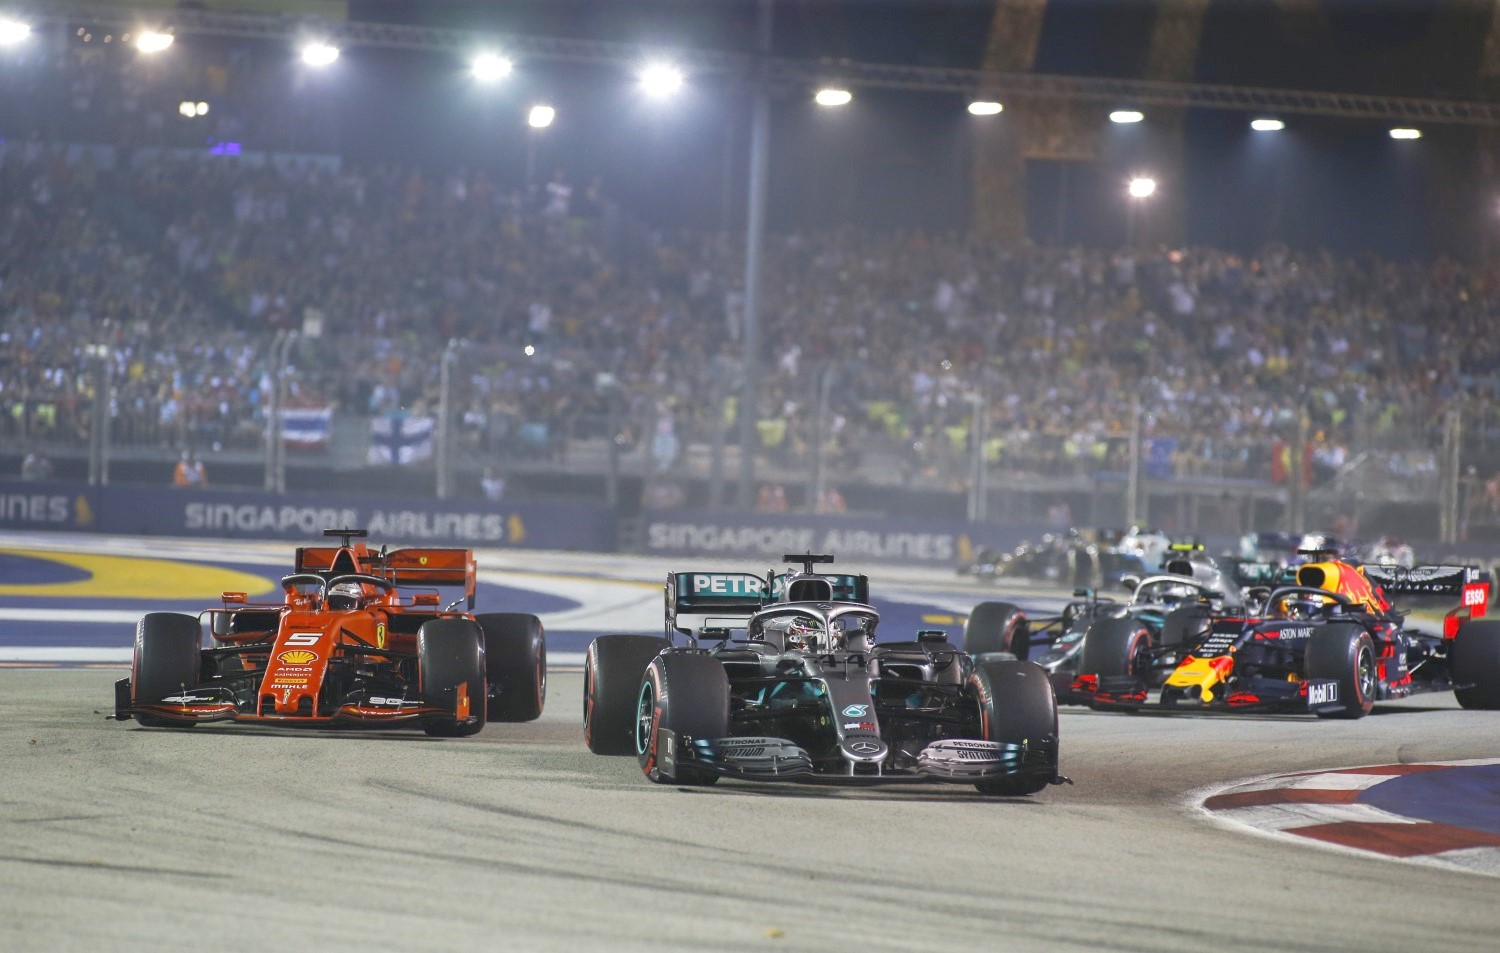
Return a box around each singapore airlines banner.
[642,509,1050,566]
[0,481,613,550]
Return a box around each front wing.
[113,677,455,727]
[1071,674,1345,714]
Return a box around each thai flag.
[279,406,333,450]
[369,414,434,465]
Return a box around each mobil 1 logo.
[1305,679,1339,708]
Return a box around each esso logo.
[1463,584,1488,608]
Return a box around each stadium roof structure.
[18,1,1500,127]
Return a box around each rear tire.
[132,613,203,728]
[419,619,487,737]
[637,652,729,785]
[969,659,1059,796]
[1158,604,1211,647]
[1077,618,1151,678]
[1451,619,1500,710]
[584,635,669,754]
[476,613,546,722]
[964,602,1030,660]
[1305,623,1376,719]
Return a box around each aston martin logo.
[278,650,317,665]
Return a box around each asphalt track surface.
[3,541,1500,951]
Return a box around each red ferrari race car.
[113,529,546,734]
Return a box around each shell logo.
[278,650,318,665]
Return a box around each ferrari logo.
[376,623,386,650]
[419,556,428,565]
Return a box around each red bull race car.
[1070,546,1500,718]
[113,529,546,734]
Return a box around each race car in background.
[964,568,1244,703]
[958,526,1166,589]
[113,529,547,734]
[584,555,1064,795]
[1365,535,1417,568]
[1070,559,1500,718]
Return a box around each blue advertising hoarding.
[0,481,614,550]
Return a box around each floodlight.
[1128,177,1157,199]
[1250,118,1284,132]
[814,88,852,107]
[301,42,339,67]
[1389,128,1421,140]
[528,105,555,129]
[1110,110,1145,124]
[178,101,196,118]
[135,31,173,54]
[0,18,29,45]
[196,101,209,116]
[968,101,1003,116]
[638,62,684,97]
[472,53,512,82]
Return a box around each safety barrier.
[0,481,614,550]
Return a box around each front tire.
[584,635,669,754]
[1305,623,1376,719]
[969,659,1059,796]
[476,613,546,722]
[1451,619,1500,710]
[636,652,729,785]
[132,612,203,727]
[419,619,487,737]
[964,602,1030,660]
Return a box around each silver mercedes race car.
[582,554,1066,795]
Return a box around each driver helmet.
[1158,584,1196,609]
[1279,594,1324,620]
[1295,533,1340,562]
[785,617,827,653]
[327,581,366,611]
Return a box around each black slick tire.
[584,635,669,755]
[1305,623,1376,719]
[968,659,1059,796]
[476,613,546,722]
[1451,619,1500,710]
[636,652,729,785]
[418,619,487,737]
[132,612,203,728]
[1077,618,1151,678]
[964,602,1030,660]
[1158,604,1211,647]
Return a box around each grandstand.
[4,2,1500,546]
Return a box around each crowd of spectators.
[5,139,1499,494]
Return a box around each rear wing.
[770,572,869,604]
[295,545,476,609]
[1234,561,1293,587]
[1363,563,1489,614]
[666,572,769,642]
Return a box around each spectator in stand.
[20,451,53,481]
[172,450,207,488]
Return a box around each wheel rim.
[635,679,656,756]
[1356,643,1376,701]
